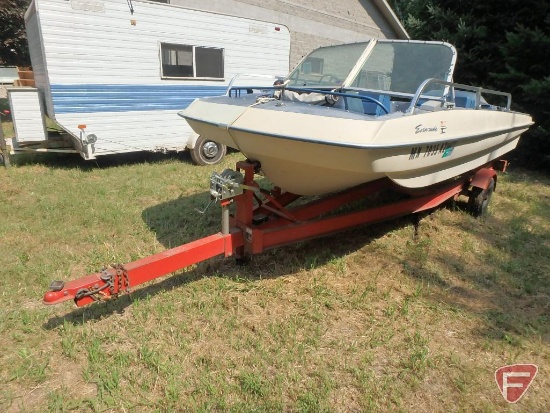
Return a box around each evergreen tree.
[389,0,550,167]
[0,0,31,66]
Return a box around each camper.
[3,0,290,164]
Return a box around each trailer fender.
[469,168,497,192]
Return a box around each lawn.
[0,149,548,412]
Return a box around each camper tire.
[468,178,495,218]
[190,135,226,166]
[0,151,7,167]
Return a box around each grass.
[0,148,549,412]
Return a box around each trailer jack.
[43,160,499,307]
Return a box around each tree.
[389,0,550,168]
[0,0,32,66]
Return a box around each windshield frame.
[343,39,457,96]
[285,39,457,97]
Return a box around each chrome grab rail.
[225,73,282,97]
[407,78,512,115]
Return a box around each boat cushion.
[455,90,476,108]
[419,100,444,111]
[362,93,391,115]
[347,91,391,116]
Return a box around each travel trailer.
[2,0,290,164]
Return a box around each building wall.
[168,0,401,69]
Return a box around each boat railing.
[283,87,390,114]
[226,80,511,117]
[226,83,391,114]
[407,78,512,115]
[226,73,283,97]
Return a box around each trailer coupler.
[44,264,133,306]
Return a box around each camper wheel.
[0,150,8,167]
[191,135,227,165]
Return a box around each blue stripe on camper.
[50,84,228,114]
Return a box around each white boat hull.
[183,97,532,195]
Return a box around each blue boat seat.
[346,91,391,116]
[454,90,476,108]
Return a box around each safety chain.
[112,263,131,297]
[74,264,131,302]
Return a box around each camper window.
[160,43,224,80]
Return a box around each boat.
[180,39,533,196]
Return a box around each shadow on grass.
[6,148,195,169]
[43,266,209,329]
[387,179,550,344]
[462,198,549,344]
[44,171,550,346]
[44,189,424,328]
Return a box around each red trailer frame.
[43,160,504,307]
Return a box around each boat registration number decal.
[409,141,456,160]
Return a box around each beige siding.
[234,0,393,35]
[169,0,402,69]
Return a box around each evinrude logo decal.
[415,124,438,134]
[415,121,448,135]
[409,141,456,160]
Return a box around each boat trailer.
[43,160,506,307]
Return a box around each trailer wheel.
[190,135,226,166]
[468,178,495,217]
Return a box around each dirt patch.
[6,358,97,413]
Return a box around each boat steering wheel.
[319,74,340,85]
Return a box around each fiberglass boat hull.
[182,97,532,195]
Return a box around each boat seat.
[346,91,391,116]
[419,100,444,111]
[455,90,476,108]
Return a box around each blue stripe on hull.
[50,84,228,114]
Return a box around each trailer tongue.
[43,160,501,308]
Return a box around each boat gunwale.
[181,111,532,150]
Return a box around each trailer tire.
[468,178,495,218]
[190,135,226,166]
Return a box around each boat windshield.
[286,42,368,88]
[347,41,455,95]
[286,40,455,96]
